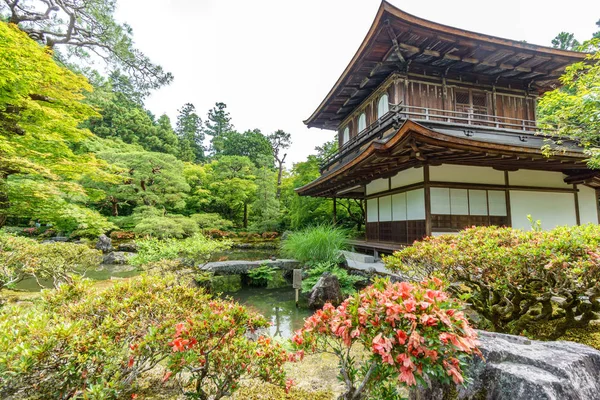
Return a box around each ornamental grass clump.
[281,225,349,266]
[384,225,600,340]
[292,278,480,400]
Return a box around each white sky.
[115,0,600,165]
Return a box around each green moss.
[559,321,600,350]
[229,381,333,400]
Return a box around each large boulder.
[308,272,344,309]
[102,251,133,265]
[409,331,600,400]
[95,234,113,253]
[117,242,138,253]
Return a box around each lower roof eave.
[295,120,593,198]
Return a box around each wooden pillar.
[333,197,337,225]
[574,185,581,225]
[504,170,512,227]
[424,165,432,237]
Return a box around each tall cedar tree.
[204,102,233,156]
[176,103,205,163]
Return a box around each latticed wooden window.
[472,92,488,116]
[455,91,470,116]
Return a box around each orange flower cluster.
[292,278,481,391]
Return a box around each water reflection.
[224,286,312,338]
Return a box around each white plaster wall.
[366,178,389,195]
[407,189,425,220]
[578,185,598,225]
[392,193,407,221]
[508,170,570,189]
[430,165,504,185]
[431,188,450,214]
[510,191,577,230]
[366,198,378,222]
[488,190,507,216]
[450,189,469,215]
[391,167,423,188]
[379,196,392,222]
[469,190,488,215]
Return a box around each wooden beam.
[384,19,406,63]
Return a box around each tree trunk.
[275,153,286,199]
[111,199,119,217]
[243,202,248,228]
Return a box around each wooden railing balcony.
[319,103,551,173]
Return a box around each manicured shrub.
[384,225,600,339]
[281,225,349,266]
[133,214,199,238]
[292,278,480,400]
[0,274,292,399]
[109,230,136,240]
[129,233,232,268]
[301,262,364,296]
[190,212,234,231]
[0,232,101,292]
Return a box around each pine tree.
[176,103,205,162]
[204,102,233,156]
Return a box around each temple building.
[297,1,599,252]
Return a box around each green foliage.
[283,155,334,229]
[551,32,581,50]
[1,0,172,95]
[129,233,232,267]
[251,167,281,232]
[247,264,279,287]
[204,102,234,155]
[0,232,101,292]
[301,262,364,296]
[384,225,600,340]
[281,225,349,266]
[221,128,274,167]
[538,41,600,168]
[176,103,205,162]
[202,156,257,226]
[292,278,481,400]
[132,212,199,239]
[83,74,180,156]
[190,212,234,231]
[91,148,190,216]
[0,274,289,399]
[0,21,117,230]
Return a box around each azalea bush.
[0,274,292,399]
[384,225,600,339]
[292,278,480,400]
[281,225,349,266]
[0,232,101,292]
[165,316,290,399]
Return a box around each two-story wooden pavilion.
[297,1,599,252]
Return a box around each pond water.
[224,286,312,338]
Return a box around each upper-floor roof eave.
[305,0,587,131]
